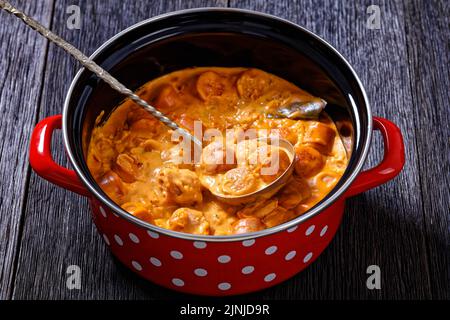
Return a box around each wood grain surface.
[0,0,54,300]
[402,0,450,299]
[0,0,448,300]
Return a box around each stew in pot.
[86,67,348,235]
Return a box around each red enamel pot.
[29,9,405,296]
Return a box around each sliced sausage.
[221,167,257,196]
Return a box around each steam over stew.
[86,67,348,235]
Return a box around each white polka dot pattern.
[102,234,110,246]
[149,257,162,267]
[147,230,159,239]
[97,211,328,294]
[241,266,255,274]
[99,206,107,218]
[131,261,142,271]
[285,250,296,261]
[242,239,255,247]
[172,278,184,287]
[303,252,313,263]
[114,234,123,246]
[305,225,315,236]
[129,233,140,243]
[218,282,231,290]
[194,268,208,277]
[265,246,278,255]
[264,273,276,282]
[320,225,328,237]
[170,250,183,260]
[193,241,207,249]
[218,255,231,263]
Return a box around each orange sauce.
[86,67,348,235]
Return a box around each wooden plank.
[228,0,432,299]
[11,0,228,300]
[403,0,450,299]
[0,0,54,300]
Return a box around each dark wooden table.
[0,0,448,300]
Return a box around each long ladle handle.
[0,0,202,147]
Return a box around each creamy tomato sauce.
[86,67,348,235]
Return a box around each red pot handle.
[29,115,89,196]
[345,116,405,198]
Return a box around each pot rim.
[62,7,372,242]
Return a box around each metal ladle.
[0,0,296,202]
[209,137,296,205]
[0,0,200,147]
